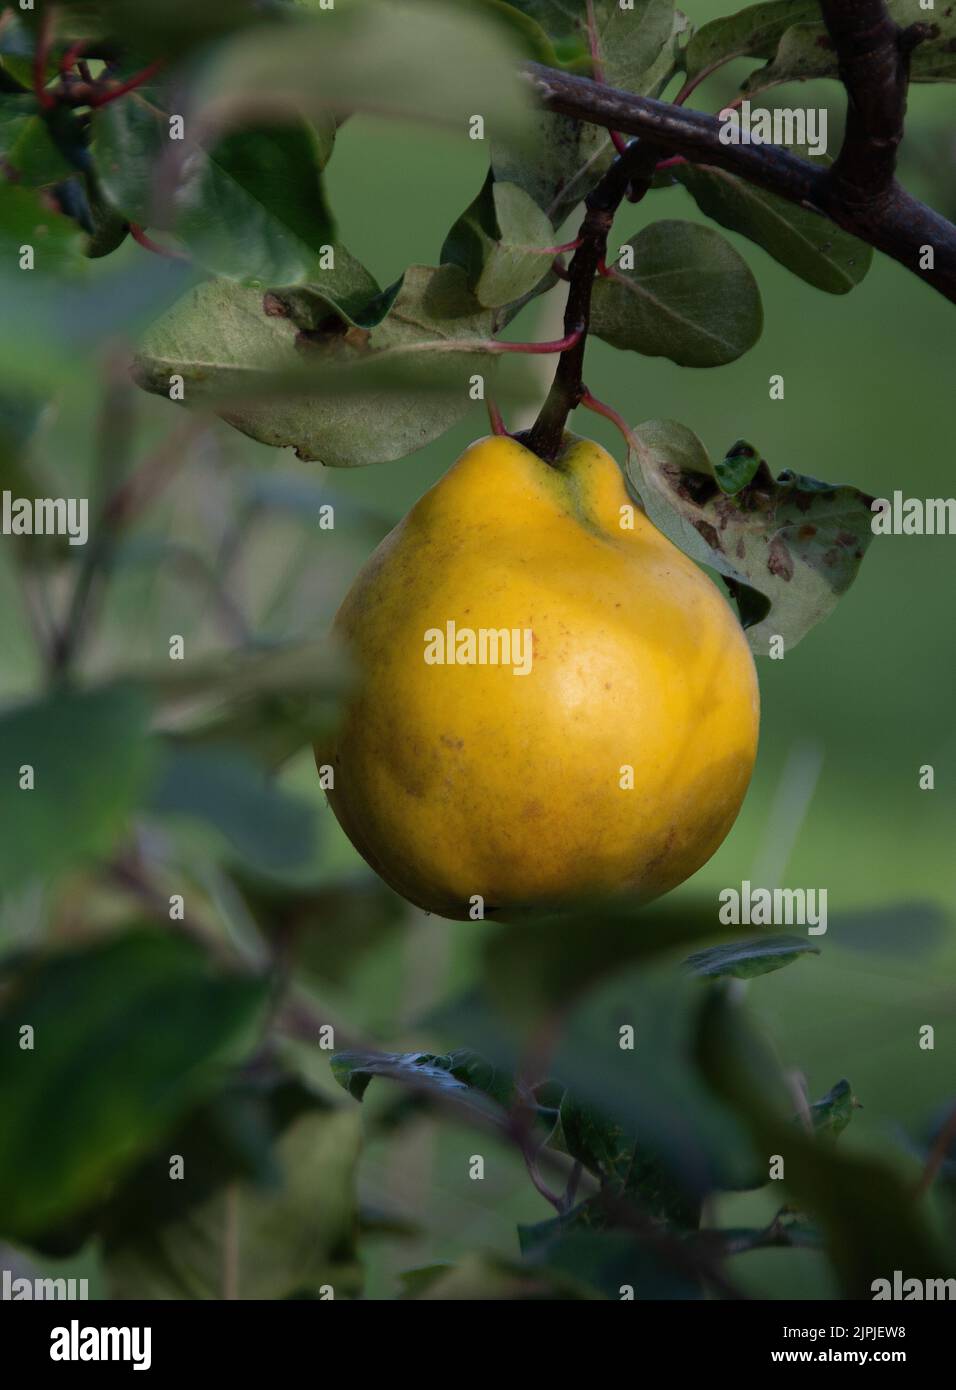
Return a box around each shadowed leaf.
[674,163,873,294]
[685,934,820,979]
[696,986,952,1297]
[0,685,155,894]
[0,931,266,1242]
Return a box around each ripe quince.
[319,433,759,920]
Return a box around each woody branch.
[522,0,953,462]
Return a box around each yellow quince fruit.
[319,432,759,920]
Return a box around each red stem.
[88,59,163,108]
[33,7,57,110]
[59,39,88,74]
[655,154,688,171]
[545,237,582,255]
[673,52,743,108]
[493,327,583,356]
[486,396,508,436]
[579,387,636,450]
[129,223,181,259]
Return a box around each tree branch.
[524,40,956,306]
[819,0,933,203]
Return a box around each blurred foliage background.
[0,0,954,1300]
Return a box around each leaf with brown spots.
[626,418,875,653]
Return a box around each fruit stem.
[524,139,661,464]
[486,395,508,436]
[579,386,632,445]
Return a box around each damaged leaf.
[133,264,501,466]
[627,419,875,652]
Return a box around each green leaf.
[559,1091,700,1225]
[640,7,693,99]
[83,170,129,259]
[90,93,162,226]
[715,438,764,493]
[146,743,316,874]
[492,109,613,228]
[331,1047,516,1114]
[683,1,819,83]
[442,173,556,309]
[0,102,78,186]
[178,124,336,284]
[465,0,565,66]
[0,930,266,1242]
[626,419,875,652]
[685,934,820,979]
[740,21,839,94]
[197,0,535,146]
[910,38,956,82]
[593,0,679,94]
[52,0,259,56]
[265,248,401,332]
[0,182,87,274]
[492,2,682,224]
[674,163,873,294]
[739,3,956,93]
[104,1101,363,1299]
[808,1079,860,1140]
[505,0,676,86]
[591,219,763,367]
[0,685,155,894]
[133,265,500,466]
[696,987,950,1298]
[93,96,337,284]
[520,1214,704,1299]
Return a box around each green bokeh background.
[1,1,952,1299]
